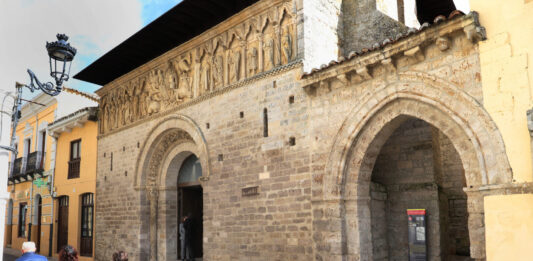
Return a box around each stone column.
[275,25,281,67]
[147,186,159,261]
[465,189,486,260]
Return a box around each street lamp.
[0,33,77,259]
[4,33,77,154]
[24,33,77,96]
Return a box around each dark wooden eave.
[74,0,260,86]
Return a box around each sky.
[0,0,180,100]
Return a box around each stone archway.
[135,114,210,261]
[313,72,513,260]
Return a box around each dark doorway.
[369,118,470,260]
[177,154,203,260]
[6,199,13,246]
[57,196,69,253]
[178,186,203,260]
[36,196,42,253]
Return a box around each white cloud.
[0,0,143,97]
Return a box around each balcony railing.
[25,151,44,174]
[9,151,45,182]
[12,157,23,177]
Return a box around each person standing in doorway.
[180,214,194,261]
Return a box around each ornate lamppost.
[0,33,76,257]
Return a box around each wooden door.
[57,196,69,252]
[80,193,94,257]
[36,197,42,253]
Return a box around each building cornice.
[300,12,486,91]
[47,107,98,138]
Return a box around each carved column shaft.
[240,41,246,80]
[275,25,281,66]
[147,187,159,261]
[258,35,264,72]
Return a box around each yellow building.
[470,0,533,259]
[47,106,98,260]
[5,93,57,256]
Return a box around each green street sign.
[33,178,47,188]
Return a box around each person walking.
[58,245,78,261]
[179,214,194,261]
[15,242,46,261]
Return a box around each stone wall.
[94,12,515,261]
[95,68,315,261]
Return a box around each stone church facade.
[75,0,533,260]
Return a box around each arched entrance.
[317,73,513,260]
[368,117,469,260]
[177,154,203,260]
[135,114,210,261]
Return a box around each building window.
[80,193,94,257]
[68,139,81,179]
[18,203,27,237]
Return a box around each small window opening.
[263,108,269,138]
[240,112,244,118]
[289,96,295,104]
[218,154,224,162]
[289,137,296,146]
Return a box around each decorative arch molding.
[320,71,512,201]
[134,114,211,189]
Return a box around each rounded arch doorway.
[177,154,203,261]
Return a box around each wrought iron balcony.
[25,151,45,174]
[9,151,45,183]
[12,157,23,177]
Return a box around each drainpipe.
[28,182,33,241]
[48,136,57,257]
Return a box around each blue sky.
[0,0,182,100]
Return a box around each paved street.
[3,253,18,261]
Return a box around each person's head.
[21,242,36,254]
[113,251,128,261]
[58,245,78,261]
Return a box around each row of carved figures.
[100,17,296,134]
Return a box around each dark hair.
[58,245,78,261]
[113,251,128,261]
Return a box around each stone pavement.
[3,248,57,261]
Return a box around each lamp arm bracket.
[22,69,61,96]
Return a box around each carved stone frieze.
[99,1,296,134]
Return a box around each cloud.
[0,0,143,98]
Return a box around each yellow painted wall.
[485,194,533,260]
[53,120,97,260]
[6,100,57,256]
[470,0,533,182]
